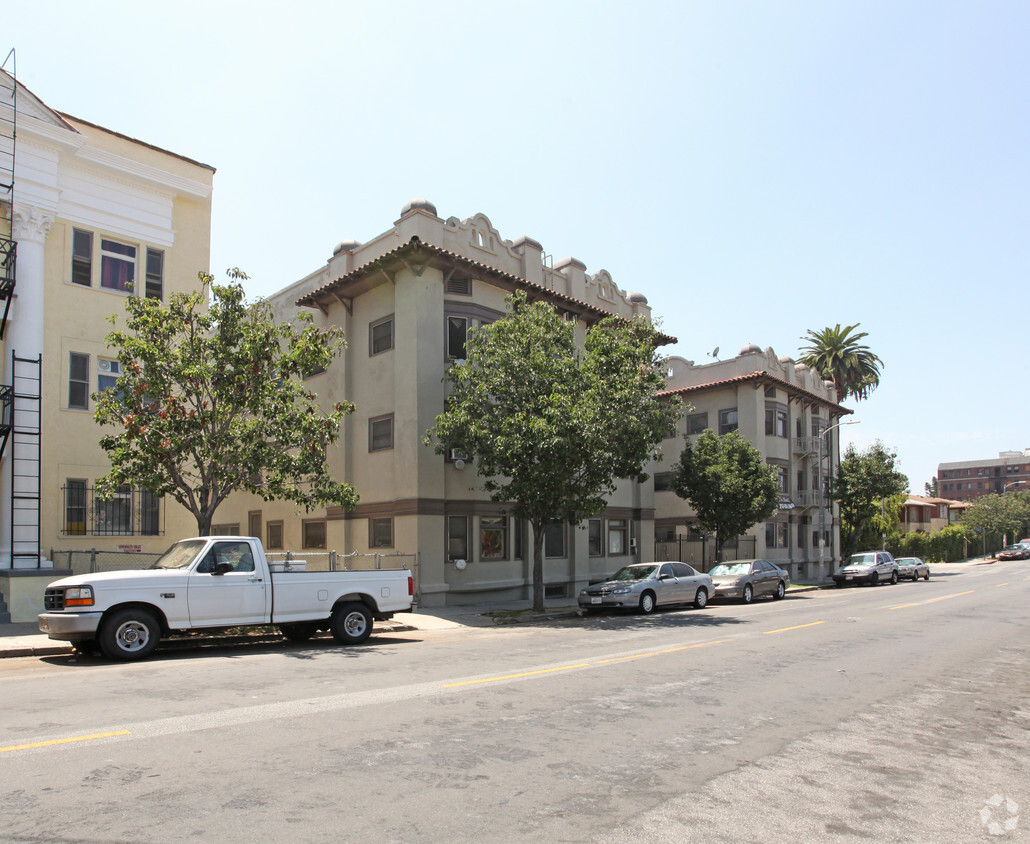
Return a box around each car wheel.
[639,591,656,614]
[98,608,160,661]
[869,572,879,586]
[774,581,786,600]
[924,571,930,580]
[834,581,844,588]
[693,588,708,609]
[741,584,753,604]
[890,571,899,585]
[330,602,373,645]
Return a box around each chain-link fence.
[51,549,164,576]
[54,547,422,603]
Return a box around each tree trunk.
[196,512,211,537]
[531,519,545,613]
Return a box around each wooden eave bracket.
[332,292,353,316]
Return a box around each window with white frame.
[608,519,628,555]
[97,358,122,395]
[100,239,136,293]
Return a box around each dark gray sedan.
[709,559,790,603]
[578,562,713,614]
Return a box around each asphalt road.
[1,560,1027,843]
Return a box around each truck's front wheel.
[99,608,160,660]
[330,602,373,645]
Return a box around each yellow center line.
[444,664,589,687]
[890,602,921,610]
[596,639,732,664]
[445,639,734,687]
[0,730,130,754]
[923,590,976,603]
[764,621,824,635]
[993,583,1009,588]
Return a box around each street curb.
[0,621,420,660]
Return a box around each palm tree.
[799,323,883,403]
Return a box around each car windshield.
[847,554,876,565]
[710,563,751,576]
[896,558,914,564]
[610,565,659,582]
[150,540,207,569]
[1003,545,1022,552]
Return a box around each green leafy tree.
[927,524,974,563]
[799,323,884,402]
[924,476,939,497]
[425,291,680,612]
[962,493,1028,553]
[95,269,359,536]
[670,429,779,562]
[834,441,908,555]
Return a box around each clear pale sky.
[8,1,1028,493]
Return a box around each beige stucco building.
[655,344,850,583]
[214,200,665,607]
[0,70,214,621]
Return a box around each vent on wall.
[446,277,472,295]
[544,583,568,599]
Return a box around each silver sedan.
[709,559,790,603]
[578,562,713,614]
[895,556,930,580]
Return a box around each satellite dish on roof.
[454,459,466,470]
[708,347,720,360]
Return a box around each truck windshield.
[150,540,208,569]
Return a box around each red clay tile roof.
[297,236,677,345]
[658,370,851,414]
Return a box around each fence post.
[90,549,97,574]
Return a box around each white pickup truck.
[38,536,413,660]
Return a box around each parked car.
[996,544,1030,561]
[578,562,712,614]
[832,551,899,587]
[38,536,413,660]
[708,559,789,603]
[895,556,930,580]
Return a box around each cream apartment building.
[655,344,850,583]
[0,70,214,621]
[214,200,665,607]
